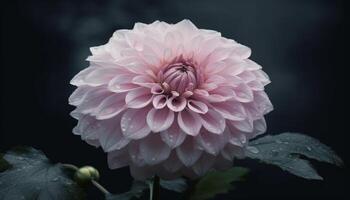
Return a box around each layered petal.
[121,108,151,139]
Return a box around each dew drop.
[65,181,73,186]
[307,146,312,151]
[271,149,279,156]
[246,146,259,154]
[52,177,59,182]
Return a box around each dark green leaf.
[160,178,187,193]
[105,181,148,200]
[245,132,343,180]
[0,153,11,172]
[0,146,85,200]
[190,167,249,200]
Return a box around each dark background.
[1,0,348,199]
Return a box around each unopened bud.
[74,166,100,184]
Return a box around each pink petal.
[68,86,91,106]
[73,115,101,141]
[195,129,227,155]
[98,115,130,152]
[75,88,110,114]
[192,154,216,176]
[232,43,251,59]
[245,59,262,71]
[175,19,198,33]
[152,95,167,109]
[247,80,264,91]
[252,70,271,86]
[167,96,187,112]
[125,87,153,109]
[233,83,253,103]
[205,75,226,85]
[107,148,130,169]
[160,122,186,148]
[218,59,245,76]
[146,108,174,132]
[253,91,273,115]
[237,71,255,83]
[121,108,151,139]
[221,144,245,160]
[204,86,235,102]
[206,61,227,74]
[139,133,171,165]
[83,67,119,86]
[246,118,267,139]
[200,109,226,134]
[94,93,126,120]
[212,100,247,121]
[128,141,146,166]
[187,100,208,114]
[230,118,254,133]
[108,74,138,93]
[70,67,96,86]
[225,124,247,147]
[176,137,202,167]
[178,109,202,136]
[132,75,156,88]
[151,84,164,94]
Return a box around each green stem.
[150,175,160,200]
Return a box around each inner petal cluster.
[152,61,200,112]
[163,62,197,93]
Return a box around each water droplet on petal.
[307,146,312,151]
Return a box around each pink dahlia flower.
[69,20,273,180]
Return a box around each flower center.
[163,62,197,93]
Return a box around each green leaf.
[190,167,249,200]
[245,132,343,180]
[160,178,187,193]
[0,146,85,200]
[105,181,148,200]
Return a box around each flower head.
[69,20,273,180]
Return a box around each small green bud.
[74,166,100,184]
